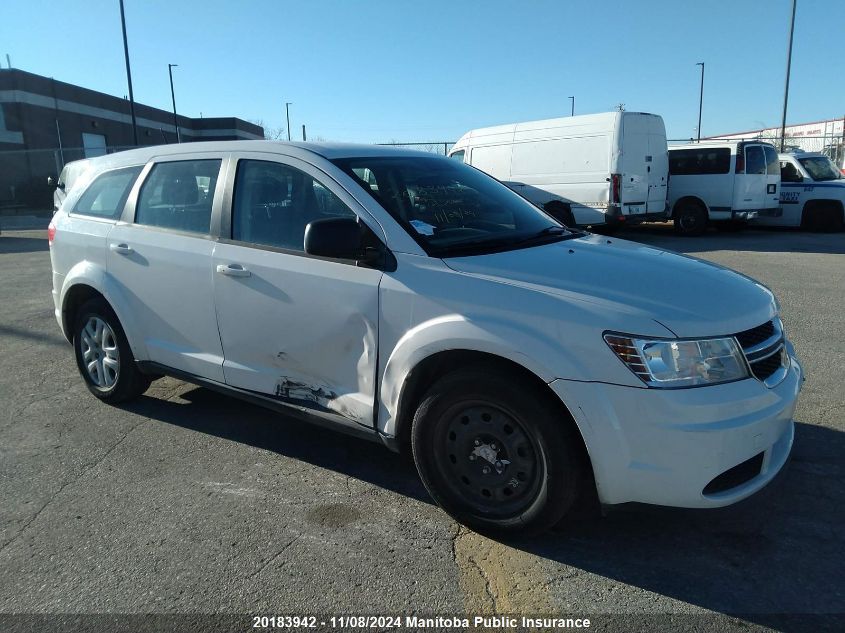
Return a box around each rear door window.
[135,160,222,234]
[744,145,766,175]
[72,166,142,219]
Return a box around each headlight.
[604,333,749,388]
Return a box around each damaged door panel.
[212,155,382,430]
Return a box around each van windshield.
[798,156,842,181]
[331,156,577,257]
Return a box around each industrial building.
[0,68,264,212]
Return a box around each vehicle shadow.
[514,420,844,632]
[121,384,431,504]
[123,386,842,630]
[0,235,49,254]
[619,222,845,255]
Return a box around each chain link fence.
[0,145,141,214]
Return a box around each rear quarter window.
[72,166,143,219]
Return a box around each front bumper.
[550,350,803,508]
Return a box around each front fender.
[61,261,149,361]
[377,313,582,438]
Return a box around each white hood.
[443,233,777,338]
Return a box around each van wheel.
[73,297,151,403]
[674,202,708,236]
[411,367,582,535]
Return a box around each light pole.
[168,63,180,143]
[285,102,292,141]
[779,0,797,151]
[569,96,575,116]
[118,0,138,146]
[696,62,704,142]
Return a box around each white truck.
[448,112,669,230]
[753,151,845,231]
[667,141,781,235]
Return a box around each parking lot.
[0,225,842,632]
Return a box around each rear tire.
[411,367,583,535]
[673,201,708,236]
[73,297,150,403]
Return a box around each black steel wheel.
[673,201,708,236]
[411,366,583,535]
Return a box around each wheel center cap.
[470,443,510,474]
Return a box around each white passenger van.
[449,112,669,230]
[667,141,780,235]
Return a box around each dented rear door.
[212,153,382,430]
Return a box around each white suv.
[49,141,803,534]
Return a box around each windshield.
[798,156,842,181]
[331,156,574,257]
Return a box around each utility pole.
[302,124,307,141]
[168,64,180,143]
[569,96,575,116]
[779,0,797,152]
[285,102,292,141]
[118,0,138,146]
[696,62,705,141]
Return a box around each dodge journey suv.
[49,141,803,534]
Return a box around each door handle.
[216,263,251,278]
[109,243,133,255]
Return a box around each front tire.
[411,367,582,535]
[73,297,150,403]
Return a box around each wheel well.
[672,196,706,217]
[61,284,106,341]
[805,199,844,213]
[393,350,592,474]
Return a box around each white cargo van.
[667,141,780,235]
[449,112,669,230]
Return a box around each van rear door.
[619,115,650,217]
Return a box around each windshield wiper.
[437,226,576,257]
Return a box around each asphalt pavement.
[0,225,842,632]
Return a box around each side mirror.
[305,217,367,261]
[47,176,54,186]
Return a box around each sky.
[2,0,842,143]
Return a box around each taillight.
[611,173,621,204]
[735,149,745,174]
[48,221,56,245]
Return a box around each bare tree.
[248,119,286,141]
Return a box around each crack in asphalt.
[0,416,148,557]
[245,534,303,580]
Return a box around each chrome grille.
[734,319,788,387]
